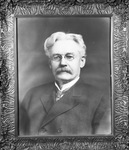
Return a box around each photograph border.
[1,0,129,150]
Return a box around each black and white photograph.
[1,1,129,150]
[17,17,112,136]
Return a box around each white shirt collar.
[55,76,80,92]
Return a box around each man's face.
[49,40,86,83]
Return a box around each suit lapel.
[40,83,56,113]
[40,80,83,129]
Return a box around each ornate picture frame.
[1,0,129,150]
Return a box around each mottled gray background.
[17,17,111,103]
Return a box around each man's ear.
[80,56,86,68]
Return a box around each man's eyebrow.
[52,53,60,56]
[66,53,74,55]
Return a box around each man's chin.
[57,72,71,77]
[55,75,73,83]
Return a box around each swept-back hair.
[44,32,86,57]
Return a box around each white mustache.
[56,68,72,74]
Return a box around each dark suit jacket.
[19,80,111,136]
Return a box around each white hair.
[44,32,86,57]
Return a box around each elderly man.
[20,32,111,136]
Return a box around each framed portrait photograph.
[1,0,129,150]
[17,16,112,137]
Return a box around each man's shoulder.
[30,82,54,92]
[76,81,109,104]
[77,82,110,111]
[24,82,54,98]
[76,81,102,95]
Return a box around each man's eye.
[66,55,74,60]
[52,55,61,61]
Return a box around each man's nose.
[60,57,67,66]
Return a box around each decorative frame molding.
[0,0,129,150]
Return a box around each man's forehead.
[51,49,79,55]
[53,39,80,46]
[50,40,81,54]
